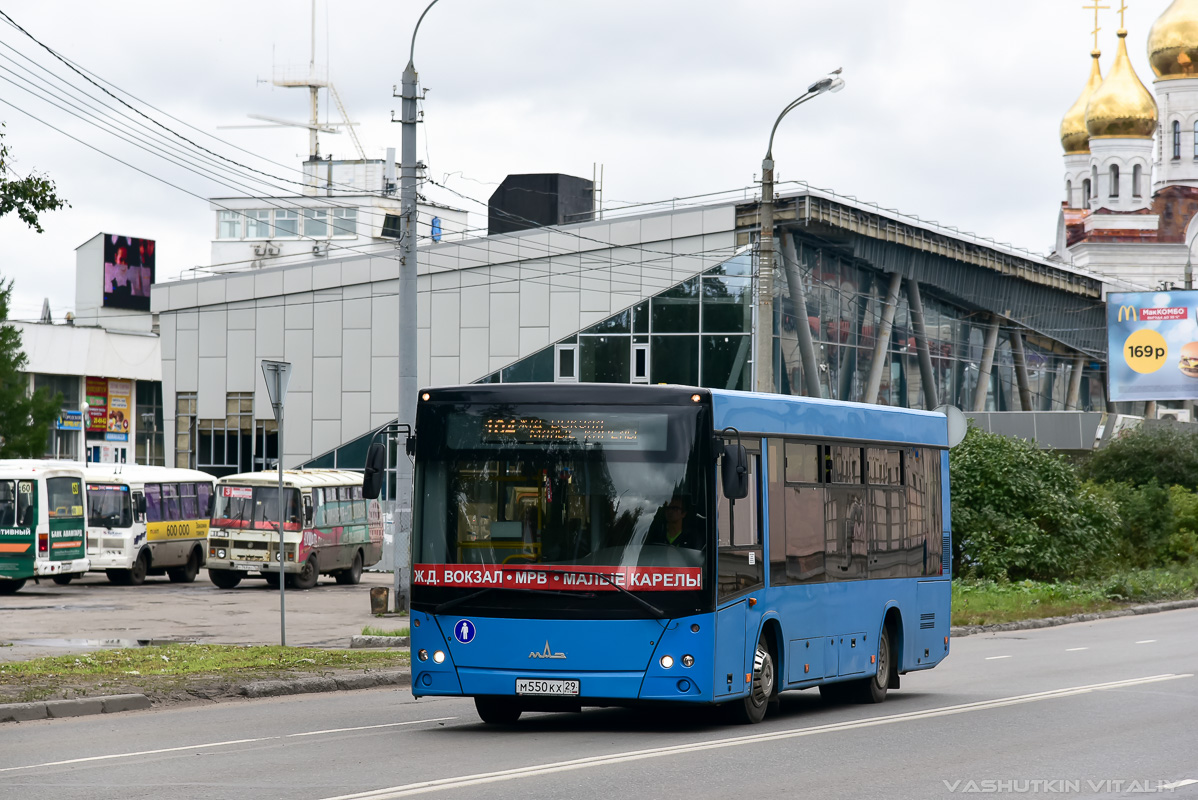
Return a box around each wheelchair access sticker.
[453,619,476,644]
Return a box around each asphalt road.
[2,608,1196,800]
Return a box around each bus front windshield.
[87,484,133,529]
[213,486,302,531]
[413,403,712,618]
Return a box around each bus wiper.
[530,567,666,621]
[433,585,587,616]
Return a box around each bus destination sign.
[478,413,667,451]
[413,563,701,591]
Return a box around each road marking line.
[1136,640,1156,644]
[316,674,1193,800]
[1161,779,1198,790]
[0,717,456,774]
[985,656,1011,660]
[1065,647,1088,651]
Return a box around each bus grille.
[942,534,951,575]
[920,613,936,630]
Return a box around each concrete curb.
[350,635,409,649]
[950,597,1198,638]
[239,669,410,698]
[0,693,151,723]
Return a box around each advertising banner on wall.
[85,377,108,433]
[1107,290,1198,401]
[106,380,132,442]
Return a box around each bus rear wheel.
[168,549,201,583]
[730,635,775,724]
[474,696,522,724]
[0,578,25,594]
[851,625,892,704]
[289,556,319,590]
[52,574,74,585]
[335,551,363,585]
[208,569,242,589]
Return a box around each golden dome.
[1061,51,1103,153]
[1086,30,1158,139]
[1148,0,1198,79]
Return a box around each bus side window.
[311,488,324,527]
[197,483,213,518]
[132,492,145,523]
[144,484,162,523]
[302,493,314,527]
[352,486,365,525]
[181,483,199,520]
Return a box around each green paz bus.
[0,460,90,594]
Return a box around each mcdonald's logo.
[1117,305,1138,322]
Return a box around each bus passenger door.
[713,444,764,699]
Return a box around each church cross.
[1084,0,1110,50]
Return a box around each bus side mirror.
[721,443,749,500]
[405,435,416,457]
[363,442,386,500]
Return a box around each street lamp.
[756,70,845,394]
[79,401,89,464]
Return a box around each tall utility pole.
[393,0,439,614]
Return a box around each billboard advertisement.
[85,377,108,433]
[1107,290,1198,401]
[102,234,155,311]
[106,380,132,442]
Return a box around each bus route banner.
[413,563,703,591]
[1108,290,1198,402]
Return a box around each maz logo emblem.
[529,641,567,659]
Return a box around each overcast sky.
[0,1,1171,321]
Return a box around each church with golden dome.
[1056,0,1198,289]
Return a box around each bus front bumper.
[207,559,298,574]
[35,558,90,577]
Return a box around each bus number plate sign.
[515,678,579,696]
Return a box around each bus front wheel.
[289,555,318,590]
[0,578,25,595]
[208,568,242,589]
[731,635,776,724]
[474,696,522,725]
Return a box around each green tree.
[950,426,1118,581]
[1079,425,1198,488]
[0,278,61,456]
[0,123,68,232]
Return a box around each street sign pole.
[261,360,292,646]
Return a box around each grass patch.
[0,644,409,704]
[952,564,1198,627]
[361,626,410,637]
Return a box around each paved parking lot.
[0,570,405,663]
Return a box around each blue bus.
[390,383,950,724]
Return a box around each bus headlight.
[417,649,429,661]
[217,549,226,559]
[432,650,446,664]
[681,655,694,667]
[660,655,674,669]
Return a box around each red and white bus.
[206,469,383,589]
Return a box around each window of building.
[1132,164,1142,198]
[632,344,649,383]
[218,210,242,239]
[1083,178,1092,207]
[195,393,254,477]
[1109,164,1119,198]
[135,381,164,466]
[303,208,328,238]
[555,344,578,382]
[273,209,299,237]
[175,392,196,469]
[1066,179,1072,205]
[244,210,271,239]
[331,207,358,237]
[1174,120,1181,159]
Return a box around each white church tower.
[1149,0,1198,190]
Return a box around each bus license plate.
[232,563,255,571]
[515,678,579,696]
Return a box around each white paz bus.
[80,464,217,585]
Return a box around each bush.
[1080,425,1198,488]
[950,426,1118,581]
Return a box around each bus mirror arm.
[720,427,749,501]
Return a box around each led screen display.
[102,234,155,311]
